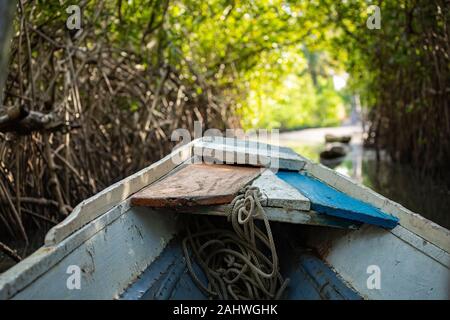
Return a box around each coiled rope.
[182,186,289,300]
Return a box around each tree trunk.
[0,0,16,104]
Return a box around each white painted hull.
[0,137,448,299]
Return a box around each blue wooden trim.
[284,252,362,300]
[120,240,207,300]
[122,238,362,300]
[276,171,399,229]
[298,253,362,300]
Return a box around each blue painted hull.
[121,235,362,300]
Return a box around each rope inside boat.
[182,186,289,300]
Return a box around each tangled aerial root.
[182,186,289,300]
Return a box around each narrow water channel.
[278,126,450,230]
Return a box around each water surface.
[281,128,450,229]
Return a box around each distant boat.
[0,137,448,300]
[320,145,347,160]
[325,134,352,144]
[320,144,348,169]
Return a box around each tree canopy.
[0,0,448,247]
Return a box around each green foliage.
[323,0,450,174]
[22,0,359,130]
[161,0,349,130]
[9,0,448,169]
[240,55,346,130]
[2,0,448,249]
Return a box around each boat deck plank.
[193,136,306,171]
[276,171,399,229]
[130,163,262,207]
[174,205,361,229]
[252,170,311,211]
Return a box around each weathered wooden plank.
[131,164,262,207]
[172,205,361,229]
[277,171,399,229]
[252,170,310,211]
[193,136,306,171]
[44,142,194,246]
[201,136,302,159]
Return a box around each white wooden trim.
[303,224,450,299]
[193,136,306,171]
[44,142,193,245]
[0,201,130,299]
[201,136,304,158]
[2,137,447,300]
[1,206,177,300]
[390,226,450,267]
[305,161,450,254]
[252,170,311,211]
[173,205,360,229]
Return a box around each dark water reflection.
[290,143,450,230]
